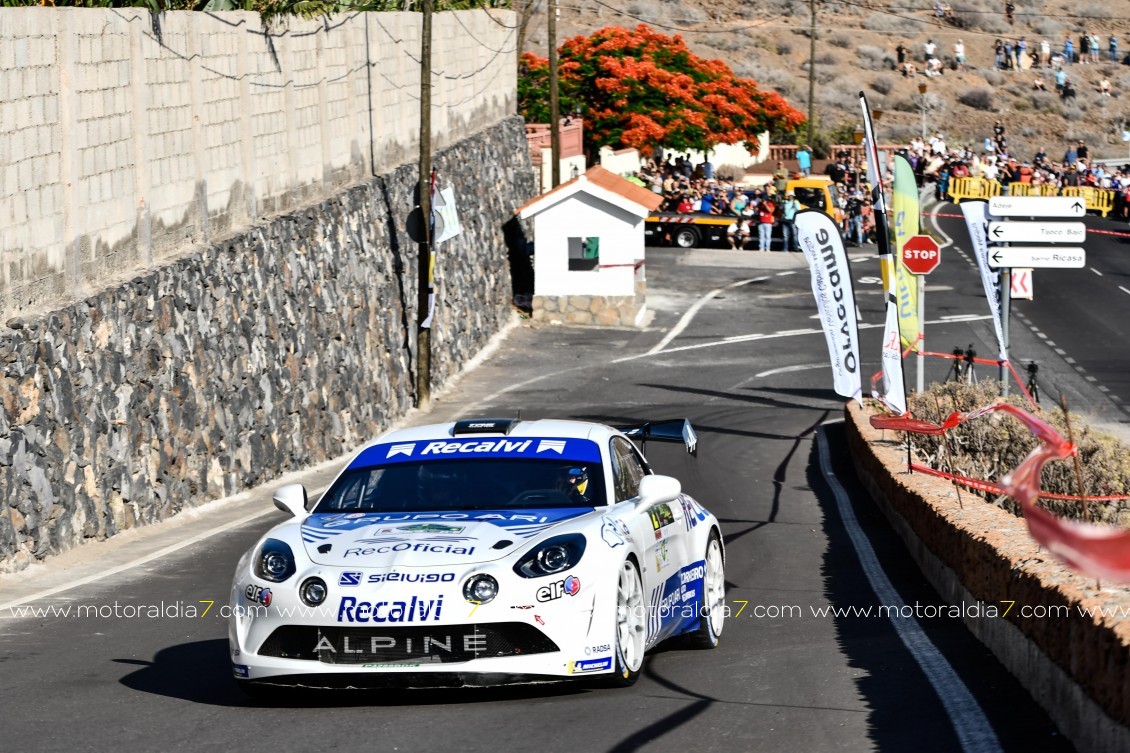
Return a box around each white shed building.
[517,166,662,327]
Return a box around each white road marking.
[1087,376,1098,382]
[1120,286,1130,297]
[816,423,1003,753]
[646,276,767,355]
[1065,357,1076,365]
[776,270,797,276]
[754,363,827,378]
[1091,267,1103,276]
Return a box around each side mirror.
[273,484,308,518]
[638,474,681,506]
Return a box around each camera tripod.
[945,344,978,384]
[1026,361,1040,404]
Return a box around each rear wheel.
[689,532,725,648]
[674,227,699,248]
[609,557,645,686]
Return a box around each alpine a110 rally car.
[229,417,725,692]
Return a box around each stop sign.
[902,234,941,274]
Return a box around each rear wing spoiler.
[617,419,698,456]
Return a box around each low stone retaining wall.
[845,401,1130,753]
[0,117,535,572]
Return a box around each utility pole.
[549,0,561,186]
[416,0,433,410]
[807,0,816,146]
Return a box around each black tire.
[607,557,645,687]
[673,227,699,249]
[688,532,726,649]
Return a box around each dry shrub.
[958,87,995,110]
[828,33,852,49]
[776,40,793,56]
[815,50,839,65]
[870,75,893,95]
[901,382,1130,525]
[861,12,928,33]
[856,44,895,70]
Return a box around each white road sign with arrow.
[987,246,1086,268]
[988,196,1086,218]
[987,221,1085,243]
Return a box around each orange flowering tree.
[519,24,806,156]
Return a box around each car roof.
[373,418,615,447]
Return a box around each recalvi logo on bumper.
[337,595,445,623]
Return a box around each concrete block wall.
[0,8,518,320]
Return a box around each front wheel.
[689,532,725,648]
[608,557,646,686]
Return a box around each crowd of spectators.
[905,129,1130,220]
[631,148,880,250]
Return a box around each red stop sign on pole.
[902,234,941,275]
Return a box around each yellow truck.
[645,177,843,249]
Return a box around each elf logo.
[536,575,581,602]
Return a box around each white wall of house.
[538,147,587,193]
[599,146,642,176]
[532,191,644,297]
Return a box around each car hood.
[300,508,595,567]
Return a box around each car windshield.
[315,457,608,513]
[794,186,827,210]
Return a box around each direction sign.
[987,221,1086,243]
[987,246,1086,268]
[1011,268,1034,300]
[901,234,941,274]
[988,196,1086,218]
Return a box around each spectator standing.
[1064,37,1074,64]
[1064,143,1078,164]
[845,191,864,246]
[1111,36,1119,62]
[896,42,908,68]
[1055,68,1067,91]
[954,39,966,70]
[1016,37,1026,68]
[1080,33,1090,64]
[995,38,1005,69]
[757,194,777,251]
[1077,141,1089,160]
[773,161,789,195]
[797,145,813,177]
[1090,32,1100,63]
[701,159,714,181]
[1005,1,1015,24]
[924,39,937,61]
[1040,39,1051,67]
[781,192,801,252]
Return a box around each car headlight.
[300,577,327,607]
[254,539,296,583]
[463,574,499,604]
[513,534,587,578]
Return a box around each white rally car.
[229,417,725,692]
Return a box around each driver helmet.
[565,467,590,498]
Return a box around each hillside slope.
[522,0,1130,160]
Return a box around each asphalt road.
[0,240,1087,752]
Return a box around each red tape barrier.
[871,403,1130,581]
[909,462,1130,502]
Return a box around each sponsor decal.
[510,605,535,610]
[679,495,707,530]
[244,584,272,607]
[366,571,456,584]
[535,614,545,626]
[387,443,415,458]
[380,523,466,534]
[348,438,602,469]
[600,517,630,548]
[584,643,611,656]
[568,657,612,674]
[655,539,670,571]
[363,663,423,669]
[317,631,486,656]
[648,503,675,530]
[339,572,362,587]
[306,509,593,541]
[646,561,708,643]
[232,664,250,679]
[344,543,476,557]
[536,575,581,602]
[337,595,445,623]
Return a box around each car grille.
[258,622,560,665]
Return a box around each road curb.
[845,401,1130,753]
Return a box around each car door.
[609,437,688,645]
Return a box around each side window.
[611,437,646,501]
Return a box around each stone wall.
[845,401,1130,753]
[0,116,536,572]
[0,8,517,320]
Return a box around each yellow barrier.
[1061,186,1114,217]
[1007,183,1037,196]
[948,177,1002,203]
